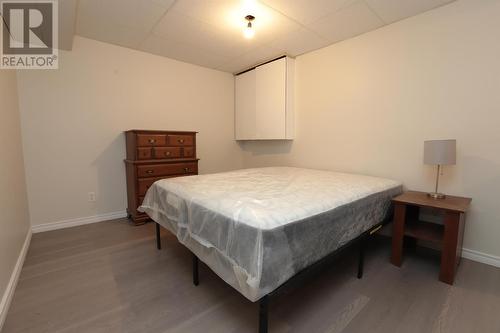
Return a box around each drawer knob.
[183,167,189,172]
[178,139,184,143]
[146,170,154,174]
[148,139,156,144]
[165,151,171,156]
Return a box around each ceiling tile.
[153,10,255,59]
[365,0,456,24]
[76,0,175,48]
[77,15,147,49]
[140,35,231,69]
[170,0,302,45]
[308,1,384,44]
[171,0,260,28]
[268,28,331,57]
[217,44,282,73]
[261,0,352,25]
[78,0,174,31]
[58,0,78,50]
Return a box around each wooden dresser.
[124,130,198,224]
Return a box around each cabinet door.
[256,57,286,139]
[235,69,256,140]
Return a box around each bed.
[139,167,402,332]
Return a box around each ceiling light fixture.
[244,15,255,39]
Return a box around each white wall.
[0,69,31,326]
[17,36,242,227]
[240,0,500,258]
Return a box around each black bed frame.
[155,219,387,333]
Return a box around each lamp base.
[428,192,446,199]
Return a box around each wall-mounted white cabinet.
[235,56,294,140]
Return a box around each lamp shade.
[424,140,456,165]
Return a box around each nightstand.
[390,191,472,284]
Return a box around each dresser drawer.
[138,178,161,196]
[168,134,194,146]
[137,162,198,178]
[137,148,152,160]
[137,134,167,146]
[183,147,195,158]
[153,147,182,159]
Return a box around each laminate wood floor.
[3,219,500,333]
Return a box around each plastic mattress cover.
[139,167,402,302]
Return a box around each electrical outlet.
[88,192,96,202]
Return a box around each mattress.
[139,167,402,302]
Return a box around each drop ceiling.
[75,0,456,73]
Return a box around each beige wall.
[241,0,500,257]
[0,69,31,318]
[17,36,242,226]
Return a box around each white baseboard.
[31,210,128,233]
[0,229,32,330]
[462,248,500,268]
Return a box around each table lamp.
[424,139,456,199]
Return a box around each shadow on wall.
[91,133,127,214]
[237,140,293,156]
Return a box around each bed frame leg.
[259,295,269,333]
[155,223,161,250]
[193,254,199,286]
[357,238,365,279]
